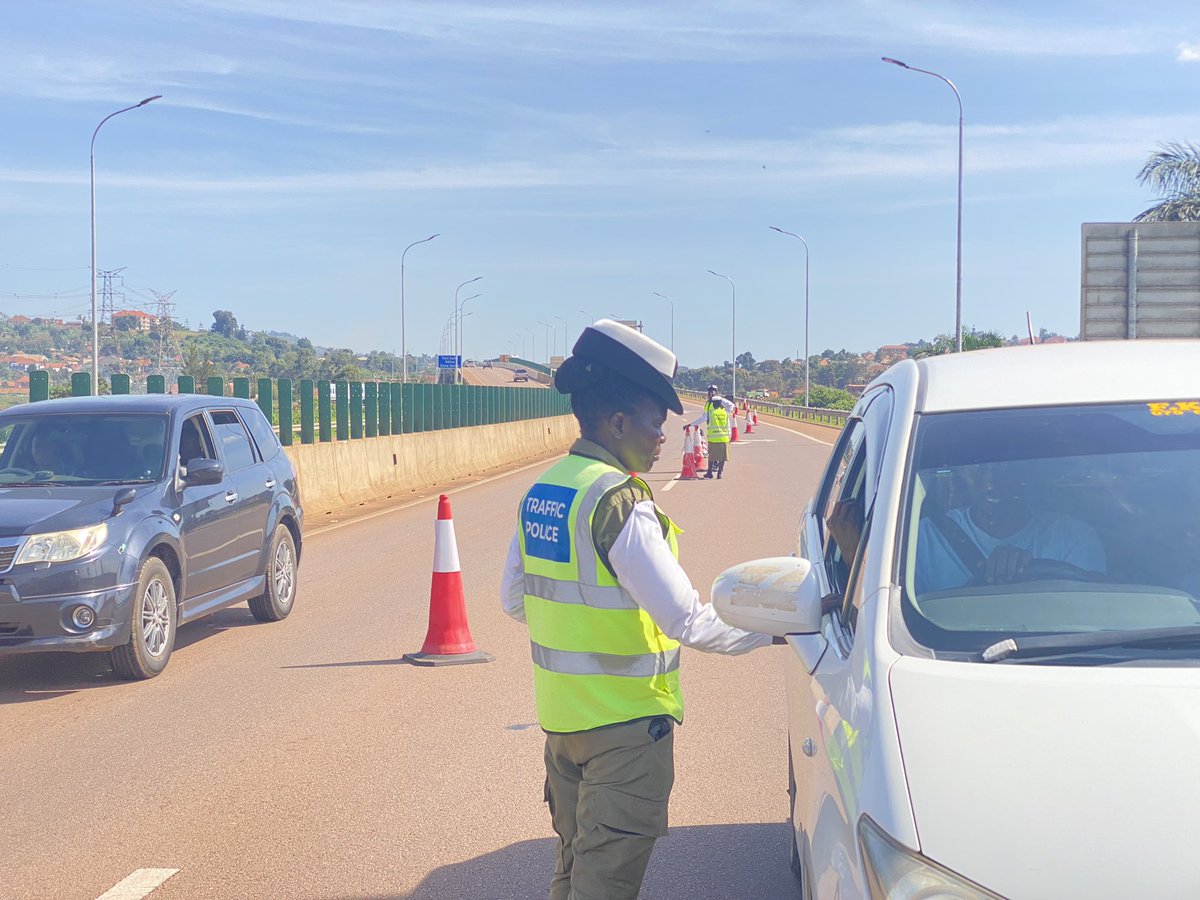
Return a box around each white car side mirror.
[711,557,824,638]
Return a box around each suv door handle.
[225,491,239,503]
[265,479,276,489]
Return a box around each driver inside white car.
[915,461,1107,594]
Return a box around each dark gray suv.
[0,394,303,678]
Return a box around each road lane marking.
[96,869,179,900]
[661,477,679,492]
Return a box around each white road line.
[95,869,179,900]
[661,477,679,492]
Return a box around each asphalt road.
[0,406,838,900]
[461,365,548,388]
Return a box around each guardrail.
[25,371,572,445]
[677,388,848,427]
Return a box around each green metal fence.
[25,373,572,444]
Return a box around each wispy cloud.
[180,0,1175,61]
[1178,42,1200,62]
[3,111,1191,200]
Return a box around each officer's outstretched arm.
[499,532,527,623]
[609,501,771,655]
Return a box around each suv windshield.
[899,401,1200,660]
[0,413,169,485]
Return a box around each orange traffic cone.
[693,428,705,470]
[680,427,698,479]
[731,412,740,442]
[744,406,754,435]
[404,495,494,666]
[752,408,759,426]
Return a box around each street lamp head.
[881,57,908,68]
[768,225,785,234]
[138,95,163,106]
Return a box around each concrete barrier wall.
[284,414,577,516]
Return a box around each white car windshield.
[899,401,1200,659]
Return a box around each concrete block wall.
[284,413,577,516]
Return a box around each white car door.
[788,387,893,900]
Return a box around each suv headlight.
[859,816,1001,899]
[15,523,109,565]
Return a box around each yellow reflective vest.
[518,453,684,733]
[706,401,730,443]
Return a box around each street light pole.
[652,292,674,353]
[90,94,160,393]
[537,320,555,365]
[401,233,439,382]
[768,227,811,408]
[882,56,964,352]
[459,293,482,378]
[553,315,566,359]
[706,270,736,401]
[453,275,482,384]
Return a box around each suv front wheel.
[110,556,177,680]
[249,524,297,622]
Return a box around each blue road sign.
[437,355,461,369]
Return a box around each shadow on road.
[0,604,260,705]
[375,821,795,900]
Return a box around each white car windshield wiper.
[982,625,1200,662]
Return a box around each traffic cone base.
[403,648,496,666]
[406,495,493,667]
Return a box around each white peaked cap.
[554,318,682,413]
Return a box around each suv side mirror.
[184,457,224,486]
[711,557,824,637]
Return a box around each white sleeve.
[500,532,527,623]
[687,409,707,428]
[722,398,736,414]
[608,501,772,654]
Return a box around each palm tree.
[1135,142,1200,222]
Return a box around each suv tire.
[249,524,297,623]
[110,556,177,680]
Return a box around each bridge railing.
[677,388,848,427]
[25,372,572,445]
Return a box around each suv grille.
[0,543,18,573]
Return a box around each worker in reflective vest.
[501,320,771,900]
[689,385,735,479]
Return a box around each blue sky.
[2,1,1199,368]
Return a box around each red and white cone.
[744,406,754,434]
[752,409,759,426]
[680,427,698,479]
[403,495,494,666]
[693,428,706,470]
[731,411,740,442]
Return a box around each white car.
[714,340,1200,899]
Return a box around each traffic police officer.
[690,385,735,479]
[500,320,770,899]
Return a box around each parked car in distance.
[0,394,303,679]
[513,368,530,383]
[464,359,476,367]
[482,360,493,369]
[713,340,1200,899]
